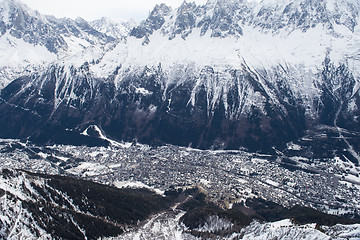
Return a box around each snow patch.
[287,142,302,151]
[195,215,234,233]
[66,162,109,177]
[135,87,152,96]
[113,180,165,196]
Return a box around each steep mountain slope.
[0,169,171,239]
[0,0,117,89]
[0,31,56,89]
[0,167,359,239]
[0,0,359,153]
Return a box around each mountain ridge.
[0,0,359,153]
[130,0,360,42]
[0,0,128,89]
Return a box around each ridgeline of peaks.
[0,0,129,88]
[131,0,360,41]
[0,0,114,54]
[0,0,359,153]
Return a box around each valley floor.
[0,131,360,239]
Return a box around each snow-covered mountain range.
[0,0,129,88]
[0,0,359,153]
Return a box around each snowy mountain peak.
[0,0,114,54]
[130,0,360,42]
[90,17,129,39]
[0,0,119,89]
[251,0,360,32]
[0,0,28,9]
[0,0,43,25]
[152,3,172,15]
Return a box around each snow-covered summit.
[91,17,130,39]
[0,0,117,52]
[0,0,42,24]
[0,0,120,89]
[131,0,360,41]
[251,0,360,32]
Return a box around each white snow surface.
[72,0,360,80]
[113,180,165,196]
[195,215,234,233]
[111,211,195,240]
[81,125,126,147]
[0,0,120,89]
[0,0,44,25]
[123,24,355,74]
[66,162,109,177]
[324,224,360,239]
[240,220,330,240]
[0,32,56,88]
[91,17,129,39]
[105,214,360,240]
